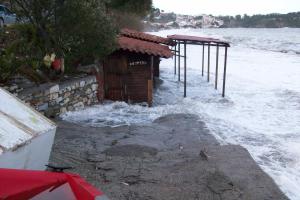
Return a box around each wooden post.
[148,80,153,107]
[178,42,181,82]
[202,44,205,76]
[184,41,187,97]
[148,56,154,106]
[207,44,210,82]
[215,45,219,90]
[222,47,228,97]
[174,42,177,75]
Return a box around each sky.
[153,0,300,16]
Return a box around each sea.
[62,28,300,200]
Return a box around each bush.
[1,0,154,82]
[55,0,118,67]
[0,25,45,83]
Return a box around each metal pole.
[184,41,187,97]
[207,44,210,82]
[202,44,205,76]
[174,42,177,75]
[215,45,219,90]
[178,42,181,82]
[222,47,228,97]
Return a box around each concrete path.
[50,114,288,200]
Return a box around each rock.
[45,108,56,118]
[60,107,67,114]
[80,81,85,88]
[82,98,88,103]
[64,92,71,98]
[92,84,98,91]
[73,102,84,110]
[9,85,18,91]
[49,85,59,94]
[56,97,63,104]
[67,106,75,111]
[37,103,49,111]
[63,98,70,105]
[86,88,92,95]
[49,93,59,100]
[66,86,72,91]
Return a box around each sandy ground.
[50,114,288,200]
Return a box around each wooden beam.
[202,45,205,76]
[222,47,228,97]
[148,56,154,106]
[174,43,177,75]
[184,41,187,97]
[207,44,210,82]
[148,80,153,107]
[215,45,219,90]
[178,42,181,82]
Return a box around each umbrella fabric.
[0,168,103,200]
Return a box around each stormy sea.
[62,28,300,200]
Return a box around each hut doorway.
[103,54,127,101]
[103,52,154,105]
[127,55,152,104]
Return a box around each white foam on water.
[62,28,300,200]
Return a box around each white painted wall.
[0,87,57,170]
[0,129,56,170]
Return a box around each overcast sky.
[153,0,300,16]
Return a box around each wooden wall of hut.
[103,51,153,105]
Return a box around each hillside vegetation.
[220,12,300,28]
[144,8,300,30]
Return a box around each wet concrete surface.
[50,114,289,200]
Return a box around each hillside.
[144,8,300,30]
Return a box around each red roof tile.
[117,36,173,58]
[121,28,175,46]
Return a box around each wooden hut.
[102,30,173,106]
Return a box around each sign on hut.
[102,29,173,106]
[0,88,56,170]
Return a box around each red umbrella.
[0,168,109,200]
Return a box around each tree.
[10,0,117,68]
[105,0,153,30]
[106,0,152,17]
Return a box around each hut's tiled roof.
[117,36,173,58]
[121,28,175,46]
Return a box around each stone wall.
[3,75,99,118]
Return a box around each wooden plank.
[207,44,210,82]
[215,45,219,90]
[222,47,228,97]
[148,80,153,107]
[178,43,181,81]
[184,42,187,97]
[174,43,177,75]
[202,45,205,76]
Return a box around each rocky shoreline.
[50,114,288,200]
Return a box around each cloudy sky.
[153,0,300,16]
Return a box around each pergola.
[167,35,230,97]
